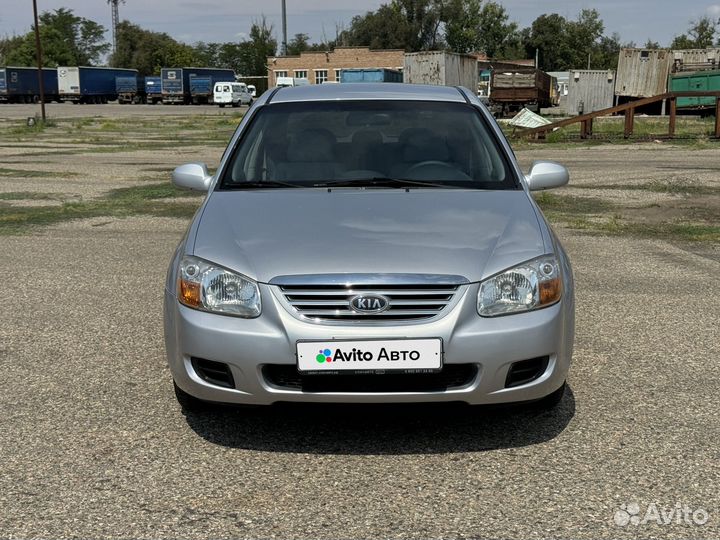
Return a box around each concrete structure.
[267,47,405,87]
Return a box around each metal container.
[672,49,720,73]
[669,69,720,109]
[615,48,672,98]
[403,52,477,91]
[339,68,403,83]
[566,70,616,115]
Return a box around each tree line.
[0,3,718,75]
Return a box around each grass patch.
[108,182,204,200]
[572,179,720,196]
[0,191,60,201]
[0,167,71,178]
[0,181,202,234]
[533,192,615,214]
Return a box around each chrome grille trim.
[271,275,468,324]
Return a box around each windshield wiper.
[313,177,463,189]
[223,180,305,190]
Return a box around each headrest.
[287,129,336,162]
[401,128,449,162]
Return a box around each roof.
[268,83,468,104]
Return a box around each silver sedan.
[163,83,574,412]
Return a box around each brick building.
[267,47,405,86]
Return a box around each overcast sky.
[1,1,719,52]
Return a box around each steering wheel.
[406,161,455,172]
[405,161,472,182]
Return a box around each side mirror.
[525,161,569,191]
[172,162,213,192]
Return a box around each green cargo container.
[669,70,720,109]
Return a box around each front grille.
[278,283,460,323]
[263,364,478,393]
[191,357,235,389]
[505,356,549,388]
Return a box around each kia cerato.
[163,83,575,412]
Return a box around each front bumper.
[164,283,574,405]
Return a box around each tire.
[173,381,218,414]
[219,104,225,108]
[530,381,566,411]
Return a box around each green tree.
[243,17,277,75]
[340,0,446,51]
[671,16,717,49]
[528,13,571,70]
[111,21,195,75]
[3,8,109,67]
[643,39,661,49]
[444,0,482,53]
[286,33,311,56]
[476,1,518,58]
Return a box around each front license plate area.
[296,339,443,374]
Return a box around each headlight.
[478,255,562,317]
[178,255,261,317]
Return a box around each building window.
[314,70,328,84]
[275,70,287,78]
[334,69,341,81]
[295,70,308,79]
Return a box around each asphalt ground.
[0,104,719,539]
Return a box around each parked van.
[213,82,252,107]
[275,77,310,88]
[247,84,257,98]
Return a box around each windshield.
[220,100,517,189]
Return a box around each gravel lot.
[1,105,719,539]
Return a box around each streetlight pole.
[32,0,46,123]
[281,0,288,56]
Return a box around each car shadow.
[181,386,576,454]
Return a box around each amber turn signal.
[179,279,201,308]
[539,277,562,306]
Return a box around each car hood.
[192,189,546,283]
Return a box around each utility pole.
[32,0,46,123]
[281,0,288,56]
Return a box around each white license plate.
[297,339,442,373]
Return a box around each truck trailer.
[116,75,147,104]
[145,76,162,104]
[0,67,59,103]
[489,68,552,116]
[403,52,477,91]
[57,66,139,103]
[339,68,403,83]
[160,67,236,104]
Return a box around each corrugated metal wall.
[615,49,672,98]
[567,70,616,115]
